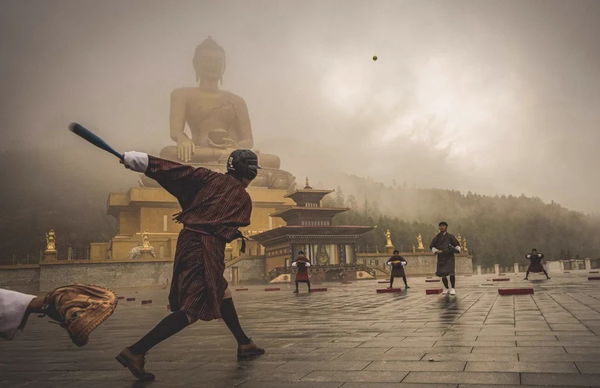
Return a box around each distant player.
[292,251,311,293]
[524,248,550,280]
[430,221,461,295]
[386,250,409,289]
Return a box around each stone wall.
[0,260,173,293]
[224,256,265,284]
[356,252,473,276]
[39,260,172,291]
[0,265,40,293]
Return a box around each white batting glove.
[291,262,297,267]
[432,248,441,254]
[123,151,149,172]
[305,262,311,267]
[454,246,461,253]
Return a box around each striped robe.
[145,156,251,321]
[430,232,460,277]
[526,253,545,273]
[294,257,310,282]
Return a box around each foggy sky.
[1,0,599,213]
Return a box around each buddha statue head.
[193,37,226,83]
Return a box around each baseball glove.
[42,284,118,346]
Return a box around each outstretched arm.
[122,152,216,207]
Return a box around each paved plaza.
[2,273,600,387]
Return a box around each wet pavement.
[2,273,600,387]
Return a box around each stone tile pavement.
[1,272,600,387]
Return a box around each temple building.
[251,179,373,279]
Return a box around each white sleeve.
[0,289,36,340]
[305,262,311,267]
[123,151,149,173]
[455,246,461,253]
[291,262,297,267]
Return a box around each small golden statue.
[384,229,393,247]
[142,231,151,249]
[45,229,57,252]
[129,231,156,259]
[416,233,425,251]
[457,233,463,247]
[463,237,468,254]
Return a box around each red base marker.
[377,288,402,293]
[493,278,510,282]
[426,289,443,294]
[588,277,600,280]
[126,297,136,301]
[426,279,440,282]
[498,288,534,295]
[264,288,280,291]
[311,288,328,292]
[141,300,152,305]
[235,288,249,291]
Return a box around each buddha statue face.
[193,37,226,82]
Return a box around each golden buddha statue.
[416,233,425,251]
[156,37,294,190]
[141,231,151,249]
[45,229,57,252]
[384,229,393,247]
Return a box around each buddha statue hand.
[177,137,195,162]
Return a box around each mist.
[1,0,600,213]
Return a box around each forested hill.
[325,175,600,267]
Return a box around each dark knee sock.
[525,270,530,278]
[307,281,311,291]
[402,275,408,287]
[450,275,456,288]
[220,298,250,345]
[129,311,189,355]
[295,281,299,291]
[442,277,449,289]
[390,276,394,287]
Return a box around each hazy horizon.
[2,0,599,213]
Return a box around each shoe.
[441,289,449,295]
[115,348,155,381]
[293,290,298,293]
[405,285,410,289]
[237,340,265,361]
[524,278,528,280]
[449,288,456,295]
[547,277,551,280]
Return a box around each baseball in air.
[372,55,378,61]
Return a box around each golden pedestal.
[91,186,293,260]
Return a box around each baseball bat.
[68,122,123,160]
